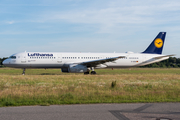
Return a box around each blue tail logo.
[142,32,166,54]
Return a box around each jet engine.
[61,64,88,73]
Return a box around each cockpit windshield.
[9,56,16,59]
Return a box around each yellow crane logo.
[154,38,163,48]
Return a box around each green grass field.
[0,68,180,107]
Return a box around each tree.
[140,57,180,68]
[0,57,8,67]
[0,58,2,66]
[169,57,176,64]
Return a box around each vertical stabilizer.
[142,32,166,54]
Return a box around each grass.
[0,68,180,107]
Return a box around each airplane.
[3,32,174,75]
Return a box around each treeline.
[0,57,8,67]
[0,57,180,68]
[140,57,180,68]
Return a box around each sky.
[1,0,180,58]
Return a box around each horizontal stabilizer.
[153,54,175,59]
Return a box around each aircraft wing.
[153,54,175,59]
[78,56,125,67]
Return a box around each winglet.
[142,32,166,54]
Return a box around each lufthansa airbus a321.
[3,32,174,75]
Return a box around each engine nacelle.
[61,64,88,73]
[95,64,107,68]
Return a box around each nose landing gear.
[22,68,26,75]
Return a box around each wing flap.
[78,56,126,67]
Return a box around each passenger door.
[57,54,62,63]
[21,52,26,63]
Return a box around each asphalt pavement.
[0,103,180,120]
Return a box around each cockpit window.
[9,56,16,59]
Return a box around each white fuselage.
[3,52,169,68]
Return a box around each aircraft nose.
[2,59,8,66]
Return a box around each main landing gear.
[84,67,96,75]
[22,68,26,75]
[84,71,89,74]
[91,71,96,74]
[90,67,96,75]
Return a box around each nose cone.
[2,59,8,66]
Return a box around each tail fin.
[142,32,166,54]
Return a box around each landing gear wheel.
[91,71,96,75]
[84,71,89,75]
[22,68,26,75]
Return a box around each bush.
[111,81,116,88]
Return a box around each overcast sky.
[0,0,180,58]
